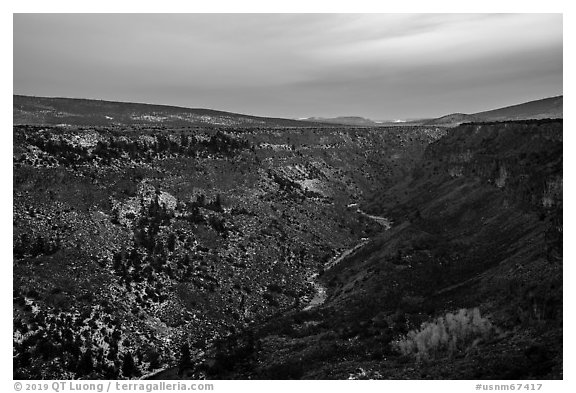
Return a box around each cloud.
[13,13,562,119]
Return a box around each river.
[302,209,391,311]
[146,208,391,379]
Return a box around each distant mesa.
[423,96,563,127]
[423,113,482,127]
[14,94,562,129]
[301,116,378,126]
[12,95,326,128]
[303,96,562,128]
[474,95,563,121]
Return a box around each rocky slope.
[13,123,445,379]
[185,119,562,380]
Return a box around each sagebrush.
[394,307,495,361]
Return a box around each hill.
[302,116,378,126]
[424,96,562,126]
[13,95,323,128]
[423,113,481,127]
[475,95,563,122]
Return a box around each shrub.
[393,307,495,361]
[262,292,279,307]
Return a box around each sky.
[13,13,562,120]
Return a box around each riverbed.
[303,211,391,311]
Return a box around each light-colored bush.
[394,307,494,361]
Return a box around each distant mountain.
[14,94,563,130]
[424,96,563,126]
[302,116,378,126]
[475,95,563,122]
[422,113,481,127]
[13,95,323,128]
